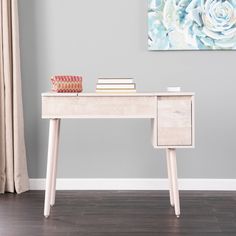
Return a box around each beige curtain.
[0,0,29,193]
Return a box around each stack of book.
[96,78,136,93]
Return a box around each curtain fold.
[0,0,29,193]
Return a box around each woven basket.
[51,76,83,93]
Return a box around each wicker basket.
[51,76,83,93]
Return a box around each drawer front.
[42,96,156,118]
[157,96,192,146]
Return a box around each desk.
[42,92,195,218]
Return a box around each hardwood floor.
[0,191,236,236]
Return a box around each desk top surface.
[42,92,194,97]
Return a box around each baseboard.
[29,178,236,191]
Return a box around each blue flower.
[148,0,236,50]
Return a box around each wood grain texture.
[157,97,192,146]
[42,93,195,148]
[44,119,58,217]
[1,191,236,236]
[50,119,61,207]
[151,118,157,147]
[166,150,174,207]
[42,92,195,97]
[169,149,180,217]
[42,96,157,118]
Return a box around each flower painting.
[148,0,236,50]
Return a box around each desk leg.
[50,119,61,206]
[44,119,57,218]
[169,148,180,218]
[166,149,174,207]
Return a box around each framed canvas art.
[148,0,236,50]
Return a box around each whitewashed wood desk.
[42,92,195,218]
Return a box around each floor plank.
[0,191,236,236]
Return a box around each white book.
[96,89,136,93]
[96,83,136,89]
[98,78,134,84]
[167,86,181,92]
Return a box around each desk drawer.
[157,96,193,147]
[42,96,156,118]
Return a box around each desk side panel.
[42,96,156,118]
[156,96,193,148]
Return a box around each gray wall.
[18,0,236,179]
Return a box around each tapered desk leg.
[169,148,180,218]
[166,149,174,207]
[50,119,61,206]
[44,119,57,218]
